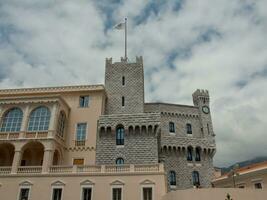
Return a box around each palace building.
[0,57,216,200]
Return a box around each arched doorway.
[21,142,44,166]
[0,143,15,166]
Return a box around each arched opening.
[169,122,175,133]
[52,149,61,165]
[21,142,44,166]
[192,171,200,187]
[116,157,124,165]
[27,106,51,131]
[116,125,124,146]
[195,147,201,162]
[169,170,176,186]
[0,143,15,166]
[0,107,23,132]
[187,146,193,161]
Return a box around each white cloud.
[0,0,267,167]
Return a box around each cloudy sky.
[0,0,267,167]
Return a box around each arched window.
[186,123,192,134]
[116,158,124,165]
[195,147,201,162]
[0,108,23,132]
[28,106,51,131]
[169,122,175,133]
[187,146,193,161]
[122,96,125,107]
[57,111,66,137]
[192,171,200,187]
[116,126,124,145]
[169,171,176,186]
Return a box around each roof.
[213,161,267,182]
[0,84,105,96]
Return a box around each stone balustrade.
[0,163,164,176]
[0,130,64,142]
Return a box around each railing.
[75,140,86,146]
[0,166,12,174]
[0,132,19,139]
[17,166,42,174]
[0,164,164,176]
[50,165,73,174]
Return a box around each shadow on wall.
[162,188,267,200]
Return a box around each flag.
[114,22,125,30]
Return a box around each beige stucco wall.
[213,169,267,189]
[0,173,166,200]
[162,188,267,200]
[60,91,105,165]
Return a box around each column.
[20,105,30,138]
[48,103,58,137]
[11,150,22,174]
[42,149,54,173]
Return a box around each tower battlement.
[192,89,210,106]
[105,56,143,66]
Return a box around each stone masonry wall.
[96,132,158,165]
[105,57,144,114]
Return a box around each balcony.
[0,131,64,143]
[0,163,164,176]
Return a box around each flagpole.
[125,17,127,61]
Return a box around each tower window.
[186,123,192,134]
[169,171,176,186]
[122,76,125,86]
[207,123,210,135]
[116,158,124,165]
[169,122,175,133]
[192,171,200,187]
[195,147,201,162]
[116,126,124,145]
[122,96,125,107]
[187,146,193,161]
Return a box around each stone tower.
[104,57,144,114]
[192,89,214,137]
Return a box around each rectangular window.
[73,158,84,165]
[19,188,30,200]
[122,96,125,107]
[143,187,152,200]
[255,182,262,189]
[52,188,62,200]
[79,96,89,107]
[76,123,87,141]
[112,188,122,200]
[82,187,92,200]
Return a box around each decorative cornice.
[67,146,95,151]
[0,84,105,96]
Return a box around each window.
[112,188,122,200]
[73,158,84,165]
[255,182,262,189]
[116,126,124,145]
[19,188,30,200]
[195,147,201,162]
[122,96,125,107]
[76,123,87,141]
[169,122,175,133]
[52,188,62,200]
[116,158,124,165]
[187,147,193,161]
[186,123,192,134]
[207,123,210,135]
[28,106,50,131]
[1,108,23,132]
[192,171,200,187]
[79,96,89,108]
[57,111,66,137]
[82,187,92,200]
[122,76,125,86]
[143,187,152,200]
[169,171,176,186]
